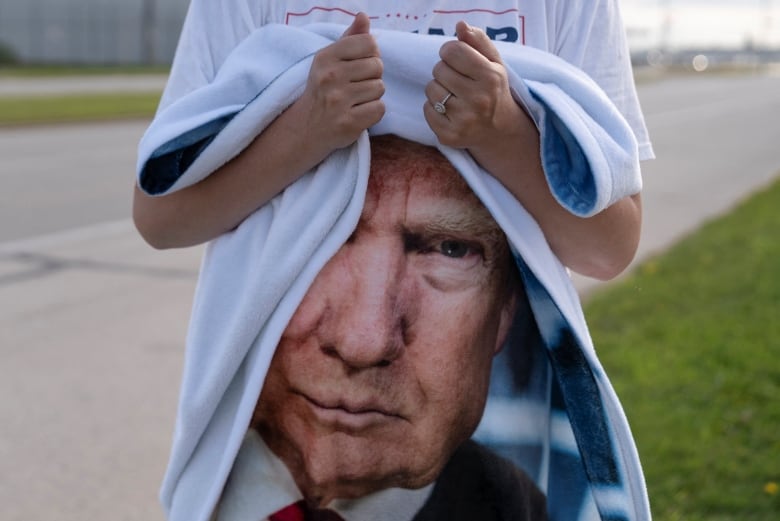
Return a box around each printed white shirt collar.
[215,429,434,521]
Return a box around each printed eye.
[405,232,492,291]
[439,239,471,259]
[403,232,483,264]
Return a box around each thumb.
[456,21,502,63]
[342,12,371,37]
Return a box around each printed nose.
[324,241,411,370]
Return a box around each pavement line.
[0,219,136,254]
[0,250,199,286]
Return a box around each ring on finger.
[434,92,453,114]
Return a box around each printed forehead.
[368,135,479,201]
[364,136,508,255]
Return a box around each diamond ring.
[434,92,453,115]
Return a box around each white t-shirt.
[162,0,653,159]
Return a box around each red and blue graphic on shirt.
[283,6,526,44]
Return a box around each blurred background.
[0,0,188,65]
[0,0,778,67]
[0,0,779,66]
[0,1,778,520]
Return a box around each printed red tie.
[269,501,306,521]
[269,500,344,521]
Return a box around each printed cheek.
[282,294,322,339]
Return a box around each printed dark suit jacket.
[413,440,548,521]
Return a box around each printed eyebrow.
[404,210,507,253]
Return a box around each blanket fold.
[137,23,641,217]
[137,23,649,521]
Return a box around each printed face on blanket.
[252,135,522,505]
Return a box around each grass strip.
[0,92,160,126]
[586,177,780,520]
[0,65,169,77]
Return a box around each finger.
[345,56,383,81]
[423,102,462,147]
[318,54,382,82]
[423,101,448,131]
[455,21,503,64]
[329,32,381,61]
[431,59,469,95]
[438,40,490,82]
[342,11,371,37]
[425,80,455,111]
[350,98,386,126]
[346,78,386,106]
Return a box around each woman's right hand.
[300,12,385,150]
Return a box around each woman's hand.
[424,21,527,151]
[300,12,385,151]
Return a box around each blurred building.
[0,0,190,64]
[622,0,780,53]
[621,0,780,69]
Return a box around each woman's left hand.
[424,21,528,150]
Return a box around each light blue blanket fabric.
[137,23,649,521]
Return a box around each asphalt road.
[1,72,779,521]
[0,121,146,242]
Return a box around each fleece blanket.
[137,23,648,521]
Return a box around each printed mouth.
[299,392,404,431]
[305,393,396,415]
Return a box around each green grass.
[0,64,165,124]
[0,64,169,77]
[0,92,160,126]
[585,178,780,520]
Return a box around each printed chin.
[300,428,445,494]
